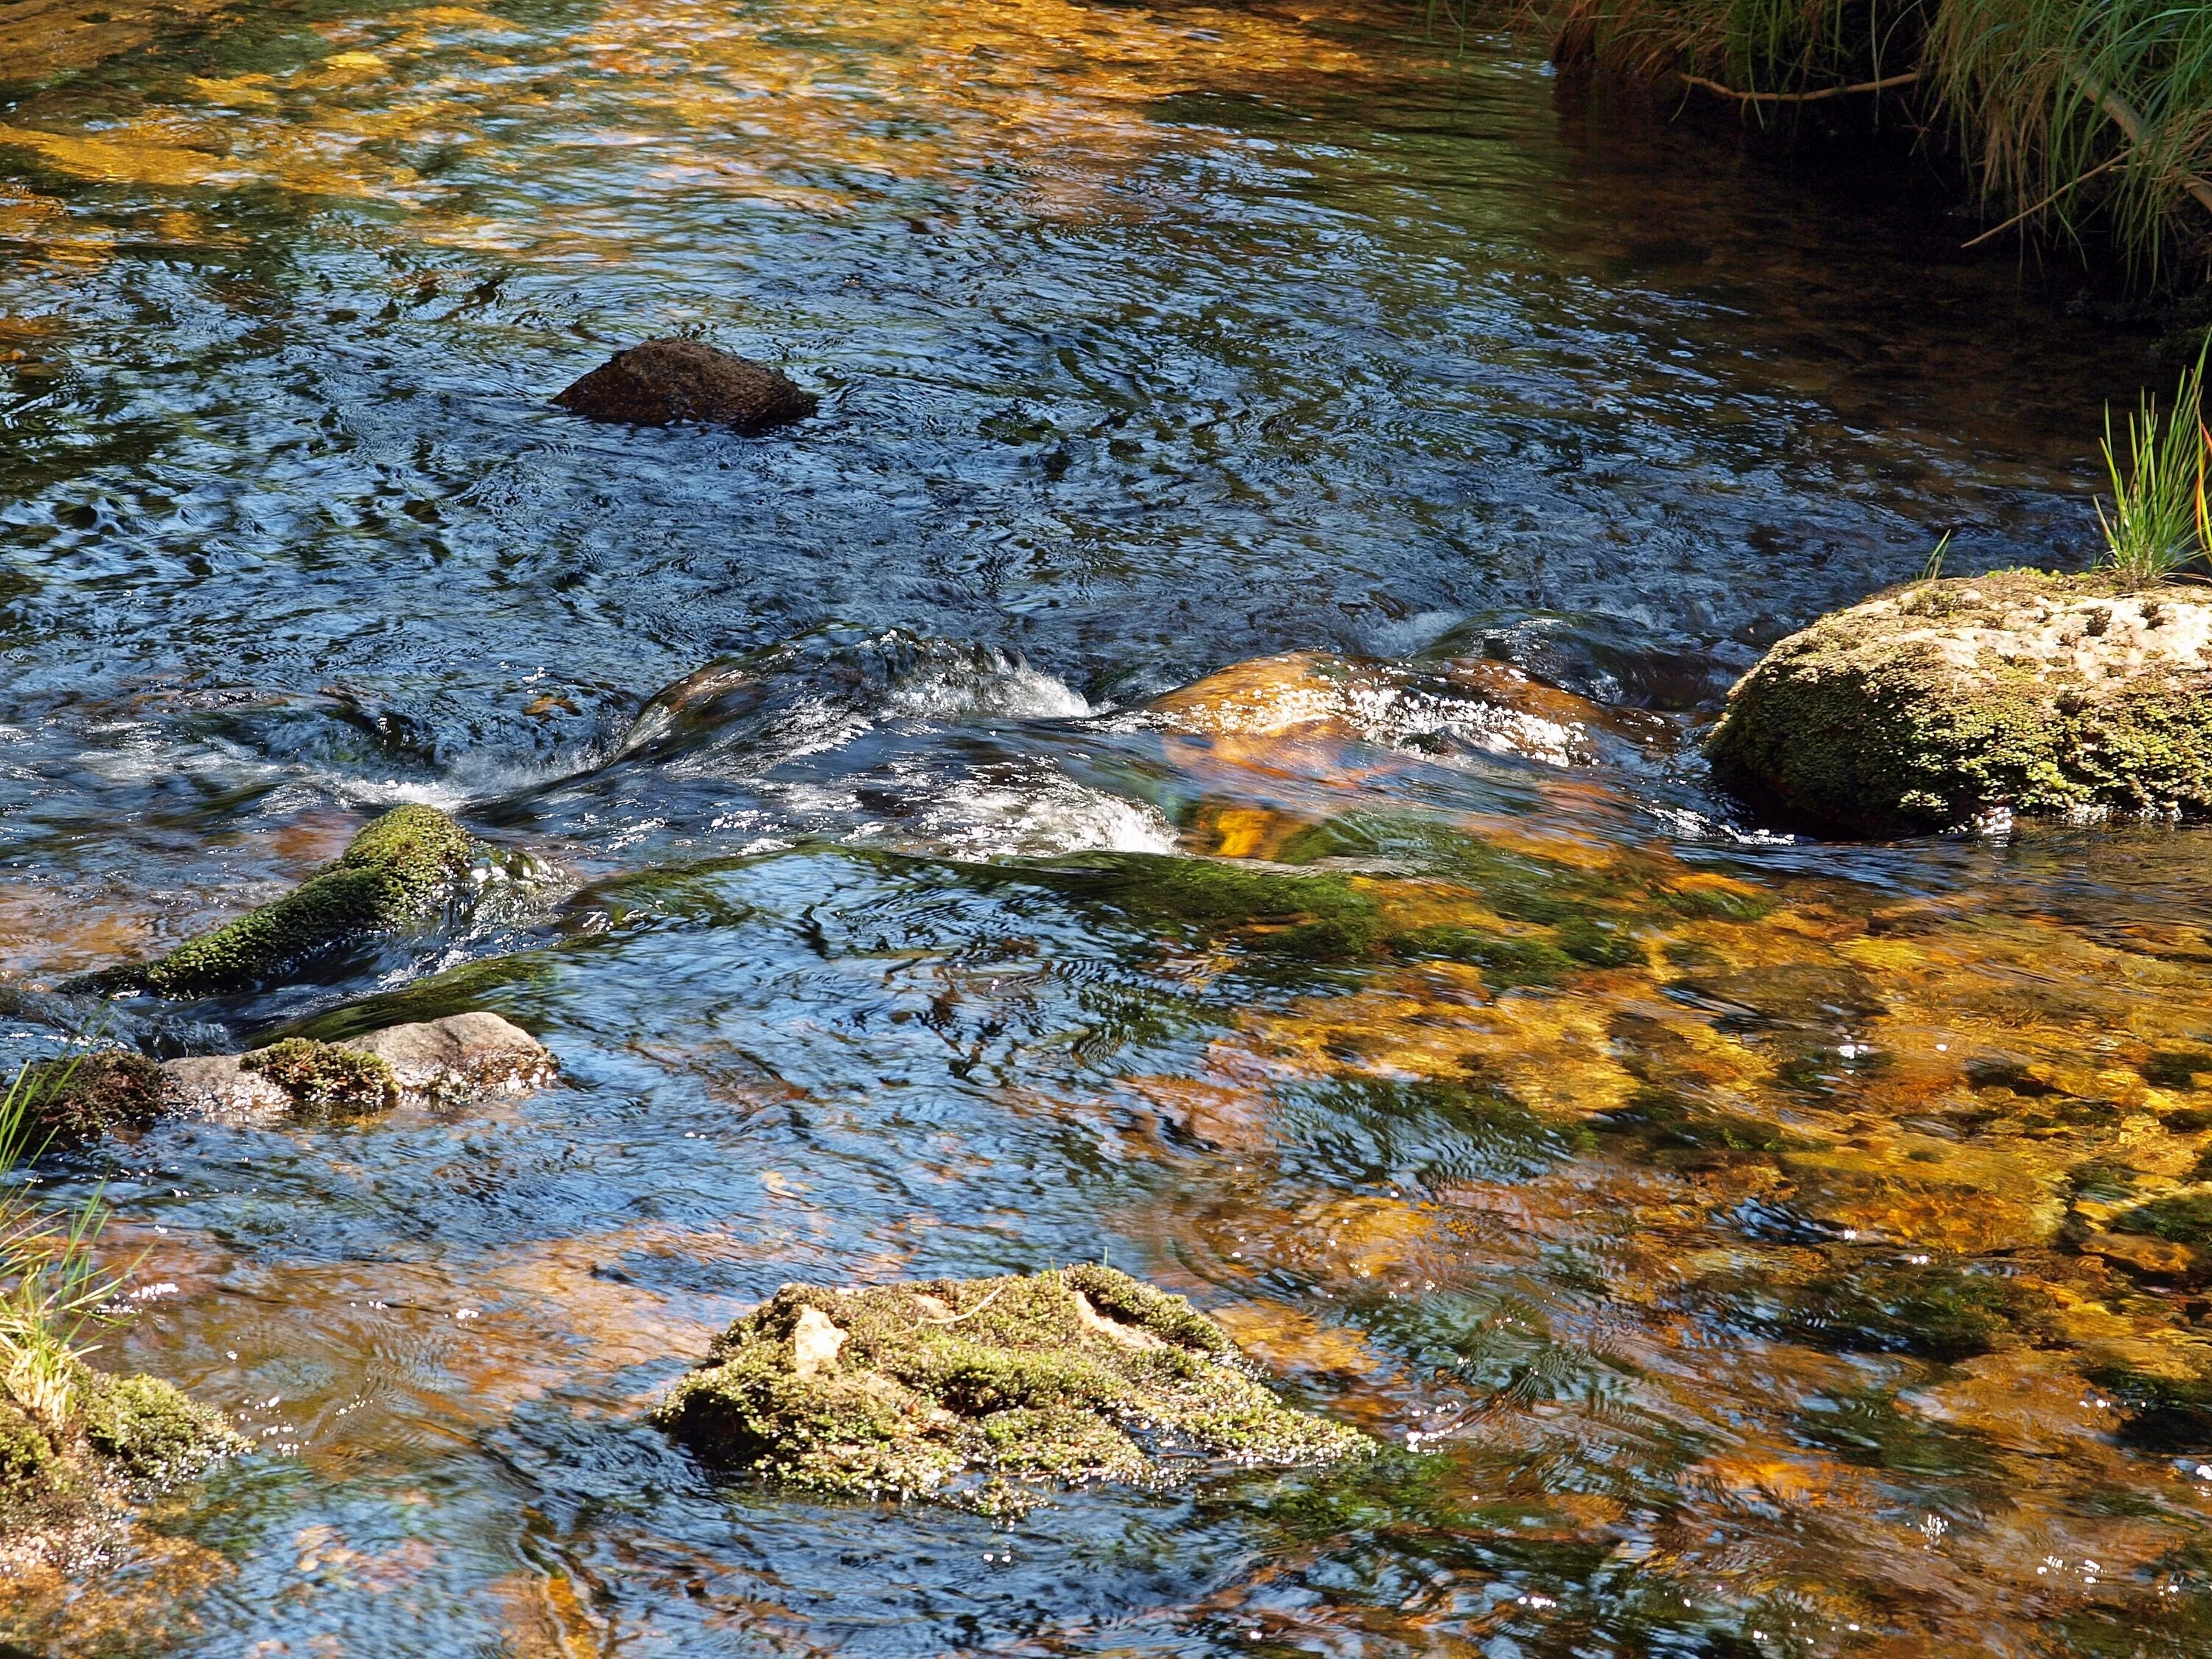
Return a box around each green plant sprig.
[2096,344,2212,588]
[0,1057,133,1433]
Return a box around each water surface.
[4,2,2210,1654]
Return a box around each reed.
[0,1059,126,1435]
[2095,346,2211,585]
[1516,0,2212,276]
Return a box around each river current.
[3,2,2209,1654]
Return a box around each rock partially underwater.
[1,1362,242,1569]
[159,1013,555,1123]
[1144,648,1649,768]
[554,337,818,434]
[66,804,476,997]
[22,1014,554,1140]
[654,1265,1370,1516]
[1707,572,2212,835]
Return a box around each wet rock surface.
[1707,571,2212,835]
[553,337,818,434]
[158,1013,554,1122]
[654,1266,1369,1515]
[66,804,476,998]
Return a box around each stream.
[4,1,2210,1653]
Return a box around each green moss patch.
[654,1265,1370,1515]
[242,1038,397,1113]
[0,1363,241,1545]
[72,804,475,997]
[1706,571,2212,835]
[14,1051,162,1147]
[74,1370,240,1481]
[1043,854,1388,962]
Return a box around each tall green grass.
[1519,0,2212,276]
[2096,347,2211,584]
[0,1060,126,1435]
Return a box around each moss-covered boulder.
[654,1266,1370,1514]
[0,1363,241,1550]
[156,1013,554,1126]
[1705,571,2212,835]
[69,804,475,996]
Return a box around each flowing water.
[4,1,2211,1653]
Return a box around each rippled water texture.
[6,1,2212,1654]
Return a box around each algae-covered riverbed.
[4,1,2211,1653]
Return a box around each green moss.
[242,1037,397,1113]
[1391,925,1577,986]
[2114,1192,2212,1248]
[72,804,475,996]
[1768,1259,2020,1363]
[0,1402,58,1501]
[75,1368,243,1480]
[1706,572,2212,835]
[1040,854,1388,962]
[14,1051,163,1147]
[654,1267,1368,1514]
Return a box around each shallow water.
[4,2,2211,1654]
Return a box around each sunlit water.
[4,2,2211,1653]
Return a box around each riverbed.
[3,2,2208,1653]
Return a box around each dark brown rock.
[554,338,818,434]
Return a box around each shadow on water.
[5,0,2212,1654]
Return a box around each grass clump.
[241,1038,397,1113]
[0,1058,240,1528]
[69,804,475,998]
[654,1265,1370,1516]
[2096,346,2211,585]
[1519,0,2212,276]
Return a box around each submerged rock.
[653,1265,1369,1515]
[1778,1134,2065,1253]
[159,1013,554,1122]
[553,337,818,434]
[67,804,475,998]
[1145,648,1627,768]
[1706,571,2212,835]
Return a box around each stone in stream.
[553,338,818,434]
[1144,647,1635,768]
[64,804,476,998]
[653,1265,1370,1516]
[156,1012,555,1123]
[1706,571,2212,836]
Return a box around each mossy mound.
[69,804,475,997]
[14,1051,163,1147]
[0,1363,242,1545]
[1705,571,2212,835]
[653,1265,1370,1515]
[241,1038,397,1113]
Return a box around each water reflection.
[4,0,2212,1653]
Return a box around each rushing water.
[4,1,2212,1653]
